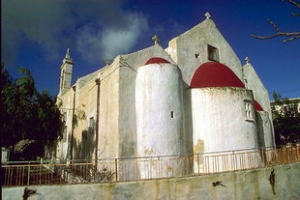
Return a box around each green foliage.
[0,64,63,156]
[72,105,86,127]
[272,92,300,145]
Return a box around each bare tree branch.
[268,19,280,32]
[252,0,300,42]
[251,19,300,42]
[282,0,300,9]
[283,0,300,16]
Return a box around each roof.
[190,62,245,88]
[254,101,264,111]
[145,57,170,65]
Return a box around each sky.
[2,0,300,100]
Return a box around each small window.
[60,70,65,90]
[63,112,67,123]
[62,126,67,142]
[207,44,219,62]
[89,117,95,135]
[171,111,174,118]
[82,130,88,140]
[245,102,252,119]
[244,100,254,122]
[62,112,67,142]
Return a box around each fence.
[1,145,300,186]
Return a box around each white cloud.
[2,0,72,63]
[2,0,149,66]
[100,13,149,59]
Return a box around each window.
[244,100,254,122]
[89,117,95,135]
[62,112,67,142]
[63,112,67,123]
[62,126,67,142]
[207,44,219,62]
[171,111,174,118]
[60,70,64,90]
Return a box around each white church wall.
[118,63,138,159]
[256,111,275,149]
[118,49,168,160]
[166,17,243,86]
[72,78,98,161]
[135,62,185,179]
[243,63,275,148]
[182,84,194,156]
[192,87,262,173]
[56,76,99,162]
[243,63,273,119]
[97,61,120,160]
[56,88,75,163]
[124,45,176,72]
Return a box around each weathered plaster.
[166,18,243,85]
[135,62,185,178]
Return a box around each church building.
[56,13,275,177]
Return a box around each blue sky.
[2,0,300,99]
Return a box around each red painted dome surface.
[190,62,245,88]
[254,100,264,111]
[145,57,170,65]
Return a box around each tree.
[252,0,300,42]
[0,64,63,160]
[271,92,300,145]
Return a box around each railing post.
[27,162,31,185]
[261,147,265,167]
[232,151,235,171]
[197,154,200,173]
[115,158,118,182]
[296,144,300,161]
[40,164,42,184]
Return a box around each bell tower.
[59,48,73,95]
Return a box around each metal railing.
[1,145,300,186]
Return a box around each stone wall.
[3,162,300,200]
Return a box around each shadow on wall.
[183,82,193,156]
[73,128,96,161]
[256,113,266,148]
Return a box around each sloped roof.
[190,62,245,88]
[254,100,264,111]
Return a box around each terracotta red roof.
[145,57,170,65]
[190,62,245,88]
[254,100,264,111]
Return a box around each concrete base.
[3,162,300,200]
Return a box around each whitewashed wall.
[136,62,184,178]
[192,87,262,172]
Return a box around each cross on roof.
[245,57,250,64]
[205,12,211,19]
[152,34,160,45]
[65,48,70,59]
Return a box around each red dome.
[190,62,245,88]
[145,57,170,65]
